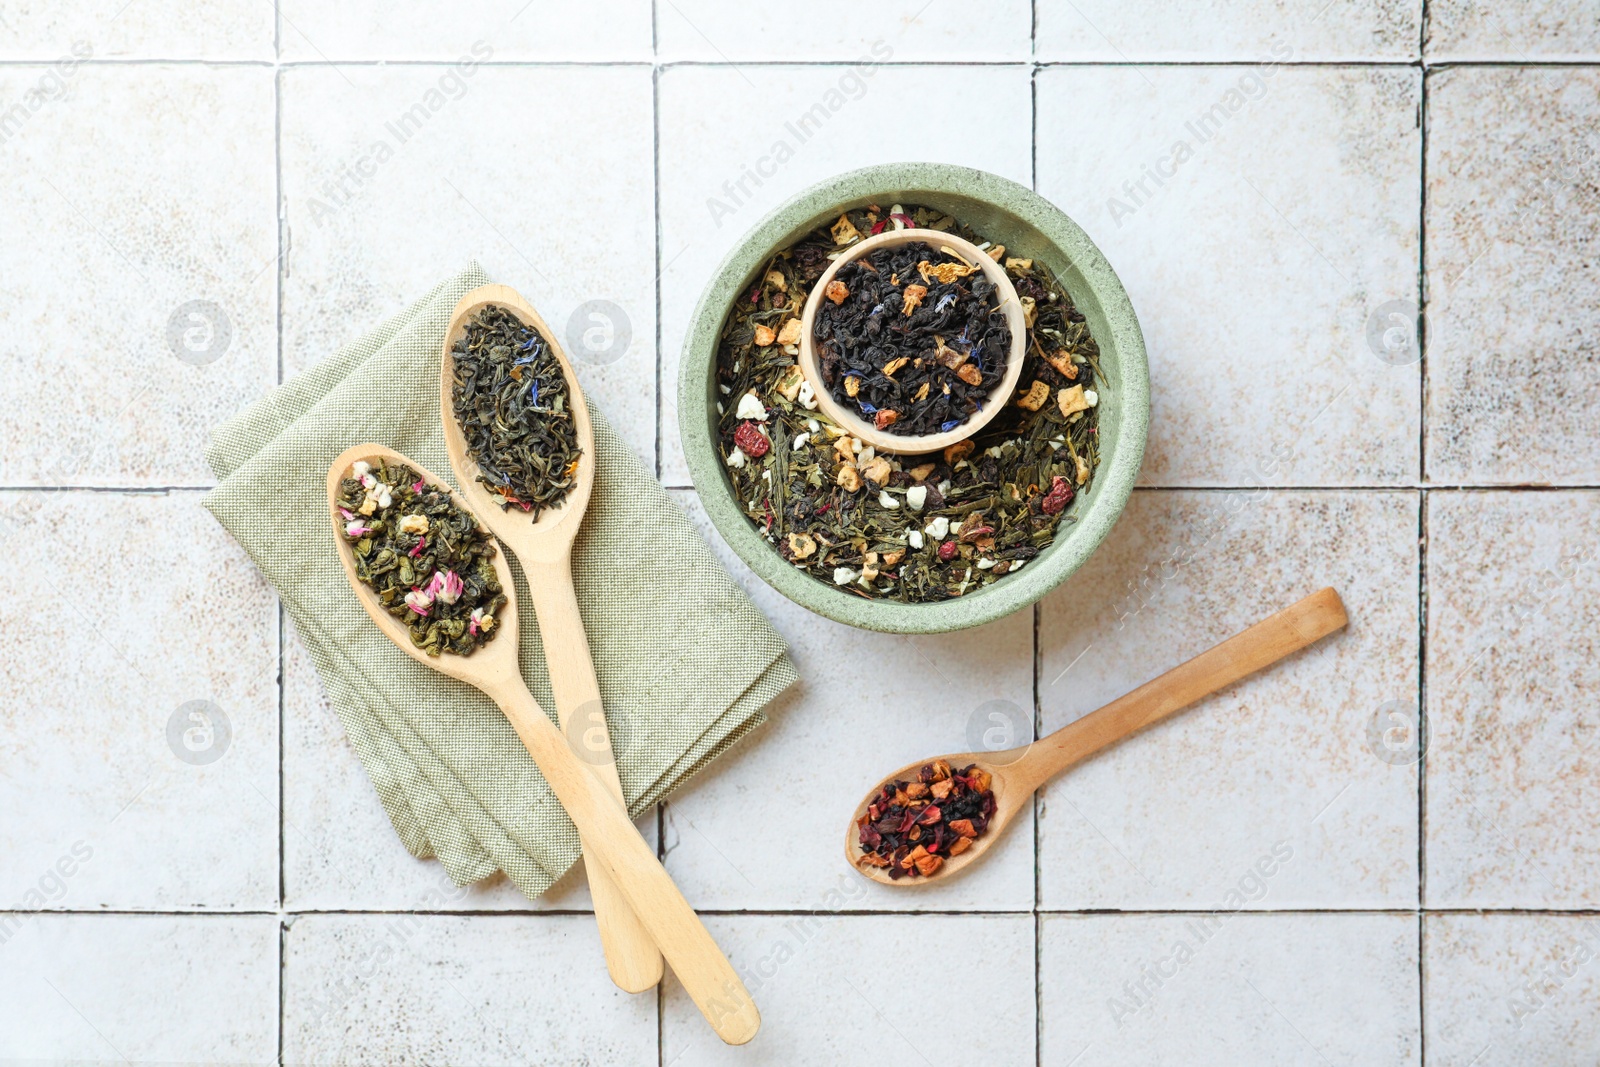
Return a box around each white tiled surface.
[2,2,1598,1063]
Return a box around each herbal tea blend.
[856,760,996,879]
[813,240,1010,436]
[450,305,581,520]
[338,459,507,657]
[715,203,1102,603]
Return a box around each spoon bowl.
[440,284,595,563]
[846,588,1350,886]
[326,443,524,684]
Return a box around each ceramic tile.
[1424,913,1600,1066]
[0,491,279,909]
[282,913,657,1065]
[661,490,1036,911]
[657,0,1030,62]
[0,914,279,1063]
[1040,912,1419,1066]
[279,64,658,470]
[1036,0,1421,61]
[277,0,652,61]
[0,1,273,60]
[1424,491,1600,908]
[1425,1,1600,59]
[1036,65,1422,487]
[281,626,657,911]
[0,64,276,487]
[1424,67,1600,485]
[657,64,1033,486]
[1038,490,1420,909]
[661,914,1035,1066]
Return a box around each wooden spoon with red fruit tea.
[846,587,1348,885]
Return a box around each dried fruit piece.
[937,540,958,562]
[1017,379,1050,411]
[787,532,817,559]
[733,421,770,458]
[1042,346,1078,380]
[901,283,928,316]
[836,464,863,492]
[1041,474,1074,515]
[861,456,892,487]
[944,440,975,466]
[776,318,802,345]
[874,409,899,430]
[825,279,850,305]
[1057,384,1091,417]
[956,363,983,386]
[830,214,862,245]
[753,323,775,347]
[916,258,978,285]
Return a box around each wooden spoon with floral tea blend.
[438,284,664,995]
[328,445,758,1044]
[846,588,1348,885]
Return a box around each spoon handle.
[523,550,665,994]
[483,672,760,1046]
[1020,588,1348,791]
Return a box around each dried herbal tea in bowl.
[856,760,996,879]
[814,240,1010,436]
[337,459,508,656]
[450,305,581,520]
[715,203,1103,604]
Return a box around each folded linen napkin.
[204,264,796,898]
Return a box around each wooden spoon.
[846,587,1349,885]
[438,284,663,994]
[327,445,758,1044]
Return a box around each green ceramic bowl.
[679,163,1149,634]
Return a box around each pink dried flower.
[425,569,464,605]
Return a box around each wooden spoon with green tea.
[327,445,758,1045]
[846,587,1349,886]
[438,283,664,995]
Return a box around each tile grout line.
[5,57,1600,68]
[1417,15,1431,1057]
[272,6,287,1063]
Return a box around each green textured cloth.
[204,265,796,898]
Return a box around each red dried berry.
[1041,474,1075,515]
[733,420,770,457]
[937,540,958,562]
